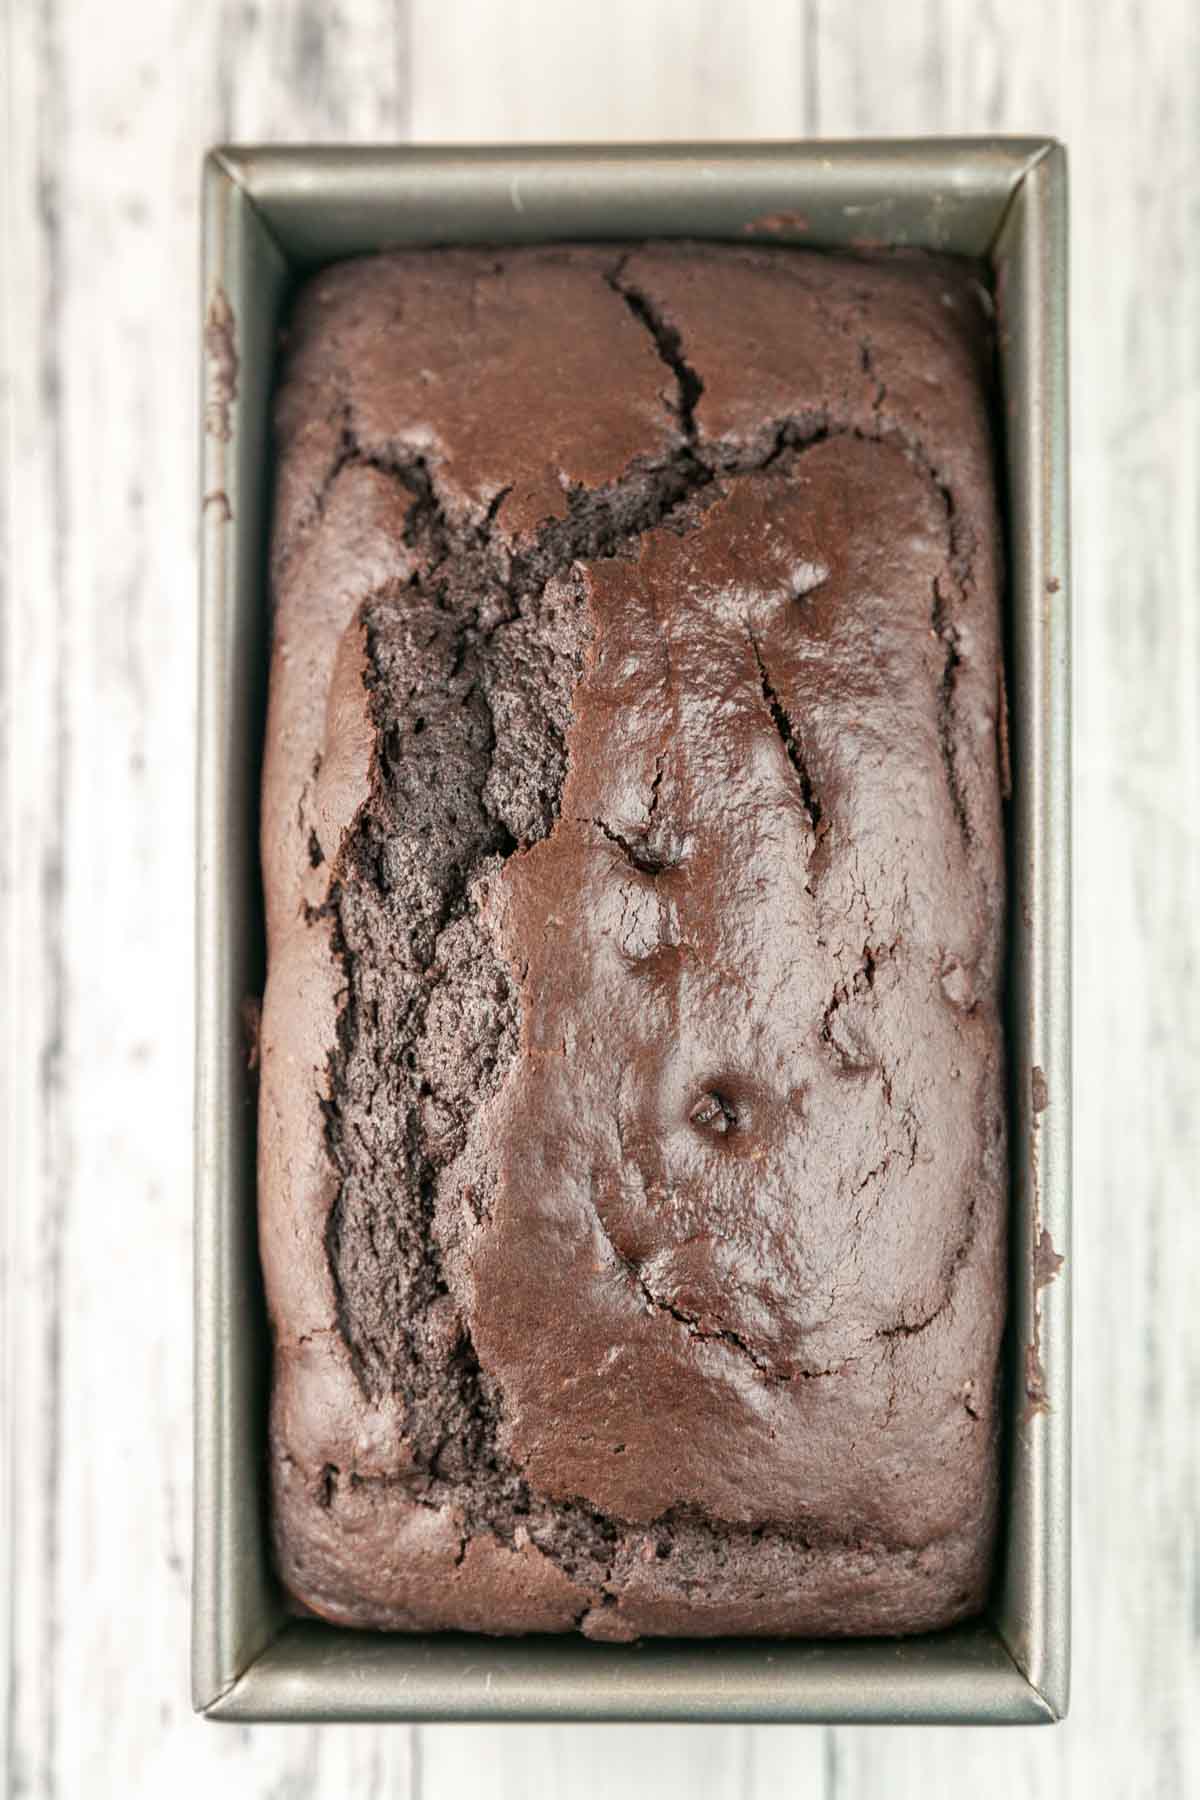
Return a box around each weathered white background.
[3,0,1198,1793]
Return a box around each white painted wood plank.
[408,0,815,143]
[3,0,72,1792]
[417,1723,831,1800]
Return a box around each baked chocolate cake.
[258,243,1006,1638]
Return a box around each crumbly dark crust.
[259,243,1006,1638]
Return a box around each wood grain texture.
[3,1,1197,1796]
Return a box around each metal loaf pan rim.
[194,137,1071,1724]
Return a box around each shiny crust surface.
[259,244,1006,1638]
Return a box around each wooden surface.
[3,0,1198,1793]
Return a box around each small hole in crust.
[690,1091,738,1136]
[625,840,671,876]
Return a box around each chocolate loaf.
[258,243,1006,1638]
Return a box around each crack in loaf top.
[258,242,1007,1639]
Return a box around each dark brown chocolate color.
[259,243,1006,1638]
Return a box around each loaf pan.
[195,139,1070,1723]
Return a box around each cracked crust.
[260,243,1006,1638]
